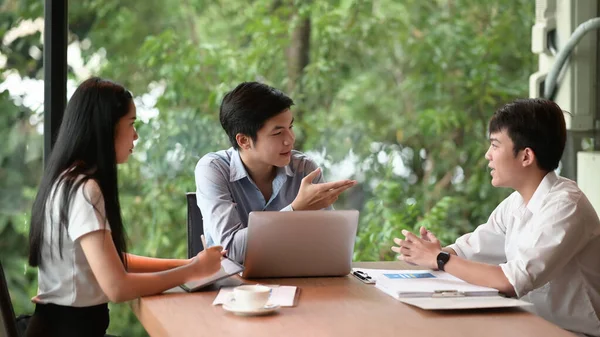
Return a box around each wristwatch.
[436,251,451,271]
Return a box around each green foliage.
[0,85,42,314]
[348,0,533,261]
[1,0,533,336]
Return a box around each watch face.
[437,252,450,271]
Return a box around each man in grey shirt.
[195,82,357,263]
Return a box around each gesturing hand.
[291,168,357,211]
[391,229,441,270]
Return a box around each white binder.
[360,269,532,310]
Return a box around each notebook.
[180,257,244,292]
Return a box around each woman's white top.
[34,177,111,307]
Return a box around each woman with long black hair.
[24,77,223,337]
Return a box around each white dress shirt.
[448,172,600,337]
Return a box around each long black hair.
[29,77,131,267]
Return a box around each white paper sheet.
[374,270,498,297]
[352,268,434,281]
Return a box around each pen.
[202,234,230,260]
[201,234,208,250]
[432,290,465,297]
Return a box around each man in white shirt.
[392,98,600,337]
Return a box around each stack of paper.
[375,270,499,298]
[355,268,532,310]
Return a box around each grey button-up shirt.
[194,148,326,263]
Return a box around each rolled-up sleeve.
[499,198,589,298]
[195,160,248,263]
[448,197,511,264]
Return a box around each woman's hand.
[189,246,224,280]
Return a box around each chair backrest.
[0,260,19,337]
[186,192,204,259]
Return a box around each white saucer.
[222,303,280,316]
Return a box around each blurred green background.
[1,0,534,335]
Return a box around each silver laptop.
[241,210,359,278]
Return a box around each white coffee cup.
[229,285,271,310]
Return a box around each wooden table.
[131,261,576,337]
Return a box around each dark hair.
[219,82,294,149]
[488,98,566,172]
[29,77,132,267]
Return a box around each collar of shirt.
[227,148,296,206]
[513,171,559,220]
[228,148,295,185]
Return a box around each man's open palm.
[291,168,357,211]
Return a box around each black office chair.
[186,192,204,259]
[0,260,20,337]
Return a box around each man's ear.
[235,133,252,150]
[521,147,536,168]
